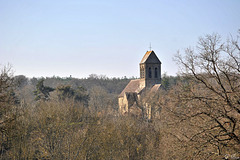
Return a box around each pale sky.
[0,0,239,78]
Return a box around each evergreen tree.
[33,79,54,101]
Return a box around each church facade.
[118,50,161,119]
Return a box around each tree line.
[0,30,239,159]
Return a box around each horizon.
[1,0,240,78]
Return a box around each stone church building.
[118,50,161,119]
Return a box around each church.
[118,50,161,119]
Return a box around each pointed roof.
[140,50,161,64]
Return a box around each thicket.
[0,68,165,159]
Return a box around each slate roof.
[140,51,152,64]
[140,50,161,64]
[118,79,145,97]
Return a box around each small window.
[140,67,143,78]
[149,67,152,78]
[155,67,158,78]
[140,66,145,78]
[142,68,144,78]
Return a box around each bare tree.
[173,32,240,157]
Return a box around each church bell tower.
[139,50,161,88]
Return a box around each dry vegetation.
[0,31,240,159]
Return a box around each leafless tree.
[173,32,240,157]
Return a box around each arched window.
[148,67,152,78]
[155,67,158,78]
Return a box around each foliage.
[0,65,20,156]
[56,85,89,106]
[0,65,19,126]
[161,72,179,90]
[13,75,28,89]
[33,78,55,101]
[2,31,240,159]
[0,98,164,159]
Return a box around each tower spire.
[149,43,152,51]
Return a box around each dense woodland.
[1,32,240,159]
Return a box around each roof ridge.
[140,50,161,64]
[118,79,145,97]
[140,50,154,64]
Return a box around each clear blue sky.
[0,0,239,78]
